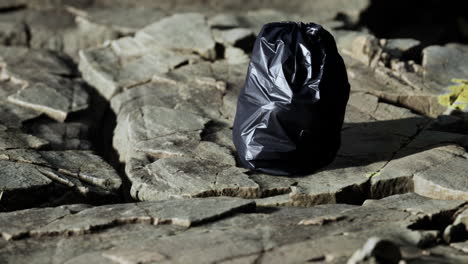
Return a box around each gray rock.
[0,159,55,211]
[4,3,468,264]
[369,144,467,199]
[1,193,466,264]
[254,194,293,207]
[1,198,254,242]
[203,128,236,151]
[0,80,41,128]
[0,47,90,122]
[110,76,226,161]
[0,8,120,59]
[260,194,464,263]
[450,241,468,254]
[336,31,381,66]
[344,51,449,118]
[77,47,120,99]
[337,35,467,118]
[0,46,75,76]
[194,141,236,166]
[0,149,122,211]
[110,71,226,161]
[422,44,468,88]
[412,146,468,200]
[0,197,253,240]
[62,17,118,59]
[67,6,168,35]
[0,129,48,150]
[110,82,180,119]
[23,9,77,52]
[39,150,122,190]
[0,204,91,240]
[175,84,225,121]
[8,77,89,122]
[362,192,466,216]
[136,13,216,59]
[109,36,146,58]
[126,105,209,158]
[210,61,248,121]
[79,45,192,99]
[127,156,259,201]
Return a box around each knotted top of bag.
[245,22,331,106]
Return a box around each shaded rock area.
[1,0,468,263]
[0,45,120,211]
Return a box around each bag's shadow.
[321,115,467,172]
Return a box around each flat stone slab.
[67,7,168,35]
[0,129,48,150]
[0,204,91,240]
[422,44,468,88]
[0,8,122,59]
[125,105,209,159]
[128,106,208,143]
[110,72,228,162]
[79,45,193,99]
[0,193,466,263]
[110,81,180,118]
[0,149,122,211]
[0,80,41,128]
[370,131,468,200]
[136,13,216,59]
[412,146,468,200]
[8,77,89,122]
[0,46,75,77]
[0,197,254,240]
[127,156,259,201]
[0,46,90,122]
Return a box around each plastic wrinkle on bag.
[232,22,350,176]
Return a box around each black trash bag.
[232,22,350,176]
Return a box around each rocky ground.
[1,0,468,263]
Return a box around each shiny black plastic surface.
[233,22,350,175]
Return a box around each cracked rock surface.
[1,0,468,263]
[2,193,468,263]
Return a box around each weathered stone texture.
[1,1,468,262]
